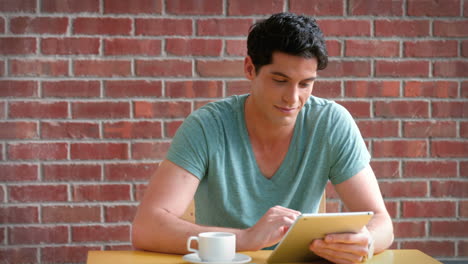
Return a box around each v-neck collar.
[238,95,301,184]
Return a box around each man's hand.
[241,206,301,250]
[309,226,373,264]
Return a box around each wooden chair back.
[181,191,326,223]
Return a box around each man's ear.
[244,56,256,80]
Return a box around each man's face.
[244,51,318,127]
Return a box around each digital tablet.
[267,211,374,264]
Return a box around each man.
[132,12,393,264]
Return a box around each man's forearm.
[132,208,250,254]
[367,212,394,253]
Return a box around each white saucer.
[182,253,252,264]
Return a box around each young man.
[132,13,393,264]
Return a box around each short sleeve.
[327,103,371,185]
[166,111,212,180]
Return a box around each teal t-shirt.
[166,94,370,230]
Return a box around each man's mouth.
[275,106,297,113]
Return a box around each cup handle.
[187,236,199,254]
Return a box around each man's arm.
[132,159,300,254]
[310,165,394,263]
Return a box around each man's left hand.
[309,226,373,264]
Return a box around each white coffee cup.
[187,232,236,262]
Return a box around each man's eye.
[299,83,311,88]
[273,79,287,83]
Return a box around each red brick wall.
[0,0,467,263]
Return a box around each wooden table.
[87,249,442,264]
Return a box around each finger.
[311,240,364,263]
[312,248,358,264]
[325,232,370,246]
[271,205,301,215]
[321,241,369,256]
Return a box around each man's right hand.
[241,206,301,250]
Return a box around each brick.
[463,40,468,57]
[376,60,429,77]
[0,122,37,139]
[43,164,101,181]
[290,0,344,15]
[41,0,99,13]
[432,141,468,158]
[105,163,158,181]
[74,17,131,35]
[379,181,427,198]
[373,140,427,158]
[104,121,162,139]
[72,225,130,242]
[42,206,100,223]
[10,17,68,34]
[431,181,468,198]
[461,201,468,217]
[326,40,341,57]
[74,60,131,77]
[9,101,68,119]
[104,0,161,14]
[466,0,468,16]
[0,102,5,119]
[166,0,221,15]
[9,185,67,202]
[404,40,457,58]
[374,101,429,118]
[434,20,468,37]
[402,201,456,218]
[195,100,217,109]
[226,80,250,96]
[166,38,222,56]
[0,0,36,12]
[433,60,468,78]
[461,241,468,257]
[348,0,403,15]
[404,161,457,178]
[375,20,430,37]
[0,206,38,223]
[41,37,100,55]
[0,164,38,181]
[0,18,4,33]
[312,81,341,98]
[356,120,399,138]
[463,82,468,98]
[336,101,370,118]
[345,40,399,57]
[41,121,99,139]
[0,37,36,55]
[104,38,161,56]
[0,248,37,264]
[401,241,454,257]
[393,221,426,238]
[10,59,68,77]
[318,20,371,37]
[74,184,131,202]
[0,60,4,76]
[226,39,247,56]
[197,60,244,77]
[136,18,192,36]
[432,101,468,118]
[8,143,67,160]
[345,81,399,97]
[10,226,68,244]
[166,81,223,98]
[71,143,128,160]
[105,80,162,97]
[404,81,458,98]
[197,19,253,36]
[461,122,468,138]
[165,120,183,138]
[403,121,456,138]
[228,0,283,15]
[408,0,460,16]
[42,246,101,264]
[370,161,400,179]
[42,80,100,97]
[320,61,371,77]
[71,102,130,119]
[136,60,192,77]
[105,205,137,222]
[132,142,171,160]
[134,101,191,118]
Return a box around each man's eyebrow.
[271,71,317,81]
